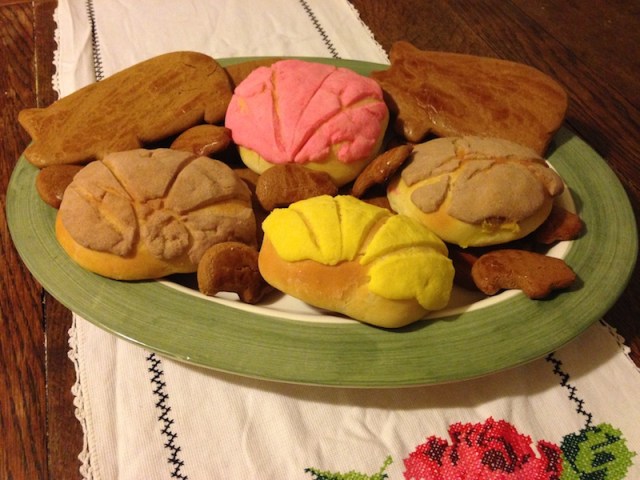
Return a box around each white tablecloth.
[54,1,639,478]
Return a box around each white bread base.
[258,237,429,328]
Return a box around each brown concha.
[56,148,256,280]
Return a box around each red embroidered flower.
[403,417,562,480]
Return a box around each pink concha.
[226,59,388,166]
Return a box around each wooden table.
[1,1,638,478]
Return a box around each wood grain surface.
[1,1,638,478]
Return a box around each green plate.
[6,58,637,387]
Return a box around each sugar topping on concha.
[56,148,256,280]
[387,136,565,247]
[260,195,454,326]
[225,59,389,186]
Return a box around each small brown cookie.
[255,164,338,211]
[170,125,232,157]
[197,241,273,304]
[351,144,413,198]
[471,249,576,299]
[35,164,84,208]
[534,204,584,244]
[19,51,233,167]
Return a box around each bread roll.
[225,59,389,187]
[387,136,565,247]
[56,148,256,280]
[258,195,454,328]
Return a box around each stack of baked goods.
[18,42,582,328]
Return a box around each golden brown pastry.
[371,41,568,155]
[350,144,413,198]
[387,136,565,247]
[254,163,338,211]
[197,241,273,304]
[471,249,576,298]
[225,59,389,187]
[170,124,232,157]
[19,51,232,168]
[258,195,454,328]
[56,148,256,280]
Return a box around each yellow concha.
[261,195,454,313]
[360,214,448,264]
[361,213,452,311]
[367,248,453,311]
[261,195,389,265]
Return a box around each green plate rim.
[6,57,638,387]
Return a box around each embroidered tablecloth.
[52,1,640,478]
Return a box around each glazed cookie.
[372,41,568,155]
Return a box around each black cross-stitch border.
[545,352,594,430]
[84,2,189,477]
[147,353,189,480]
[298,0,340,58]
[85,0,104,81]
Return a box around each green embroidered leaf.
[560,423,635,479]
[304,456,392,480]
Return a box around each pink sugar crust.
[225,59,388,165]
